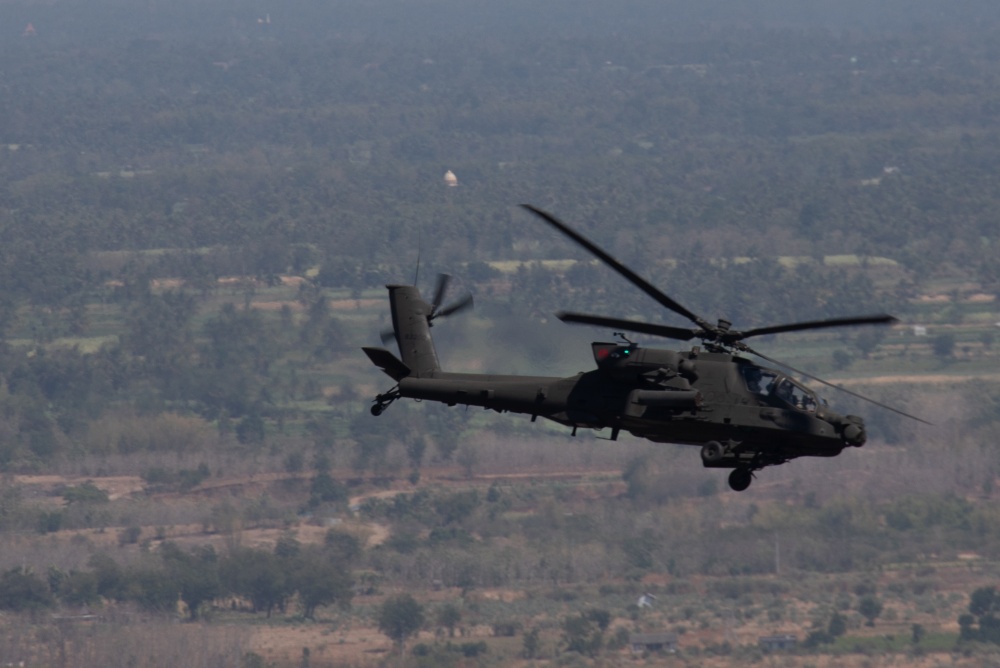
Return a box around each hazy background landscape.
[1,0,999,665]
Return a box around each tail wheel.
[728,468,752,492]
[370,387,401,417]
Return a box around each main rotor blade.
[557,311,699,341]
[521,204,712,331]
[744,345,932,425]
[436,293,474,318]
[738,314,899,341]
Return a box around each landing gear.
[728,467,753,492]
[700,440,725,464]
[370,387,400,416]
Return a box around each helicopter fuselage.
[390,343,863,464]
[362,203,909,492]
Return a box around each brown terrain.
[7,462,996,667]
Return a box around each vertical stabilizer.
[388,285,441,377]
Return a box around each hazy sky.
[2,0,994,46]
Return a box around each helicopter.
[362,205,925,492]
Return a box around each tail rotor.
[380,273,474,346]
[429,273,474,322]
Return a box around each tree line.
[0,529,356,621]
[2,12,1000,309]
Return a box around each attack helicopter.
[363,205,925,491]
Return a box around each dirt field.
[251,623,392,665]
[9,459,998,667]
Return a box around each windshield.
[772,378,818,413]
[741,366,778,397]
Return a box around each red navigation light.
[592,343,617,363]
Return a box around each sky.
[2,0,995,46]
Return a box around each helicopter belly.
[625,403,845,458]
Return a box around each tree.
[124,565,177,613]
[855,330,884,359]
[971,586,998,618]
[61,480,109,504]
[0,567,54,612]
[274,532,301,560]
[562,613,604,657]
[959,613,978,641]
[523,628,541,659]
[309,471,347,508]
[122,290,197,377]
[932,332,956,360]
[236,412,266,445]
[405,435,426,470]
[221,548,291,618]
[196,304,283,415]
[88,553,124,600]
[858,595,883,627]
[980,330,996,351]
[828,611,848,638]
[378,594,424,655]
[290,549,353,620]
[323,529,362,563]
[56,570,99,608]
[436,603,462,638]
[433,490,479,525]
[961,586,1000,644]
[161,542,221,621]
[585,608,612,632]
[456,445,478,478]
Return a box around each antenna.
[613,332,634,345]
[412,219,424,286]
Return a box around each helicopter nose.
[840,415,866,447]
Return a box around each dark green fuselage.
[363,286,866,473]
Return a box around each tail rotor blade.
[431,273,451,312]
[380,327,396,345]
[436,293,474,318]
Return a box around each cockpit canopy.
[740,365,820,413]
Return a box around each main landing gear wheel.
[728,468,752,492]
[700,440,725,464]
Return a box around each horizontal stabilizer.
[362,347,411,381]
